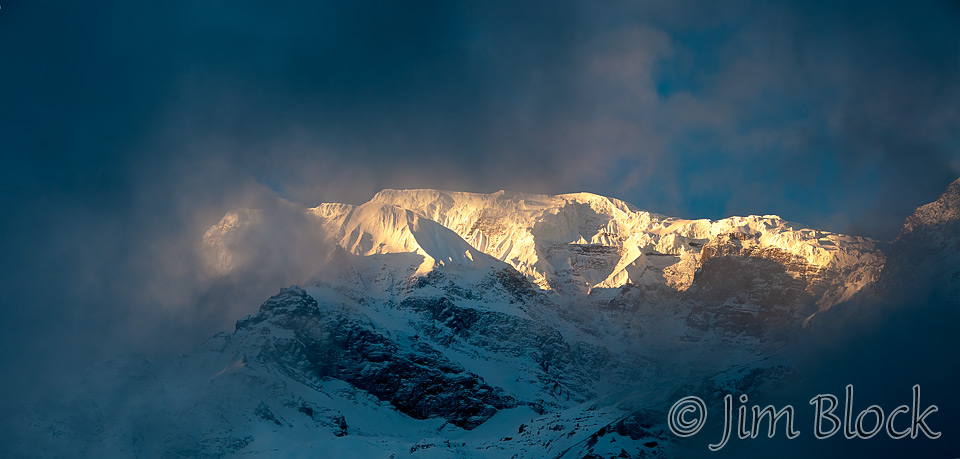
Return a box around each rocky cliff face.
[235,287,519,430]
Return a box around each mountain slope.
[368,189,884,309]
[13,180,957,458]
[205,188,884,310]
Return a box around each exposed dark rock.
[255,402,282,426]
[240,288,518,429]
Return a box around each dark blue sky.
[2,1,957,233]
[0,0,957,379]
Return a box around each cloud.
[0,0,956,409]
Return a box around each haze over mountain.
[7,179,956,458]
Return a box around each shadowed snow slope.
[324,201,502,274]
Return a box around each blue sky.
[0,0,957,382]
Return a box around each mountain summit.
[208,188,885,312]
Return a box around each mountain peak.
[366,188,883,304]
[203,187,885,309]
[897,177,960,241]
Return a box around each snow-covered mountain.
[209,188,884,311]
[10,179,958,458]
[368,189,882,305]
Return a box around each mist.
[0,0,956,435]
[697,262,960,457]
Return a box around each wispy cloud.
[0,0,955,405]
